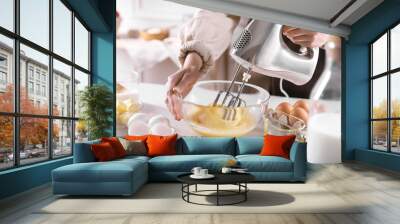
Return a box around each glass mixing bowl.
[182,80,270,137]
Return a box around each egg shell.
[126,103,140,113]
[148,115,170,128]
[293,100,309,113]
[150,123,175,136]
[127,113,148,127]
[275,102,293,116]
[116,101,127,115]
[289,107,309,125]
[117,92,139,101]
[292,121,305,129]
[278,114,289,126]
[128,121,150,136]
[117,112,133,125]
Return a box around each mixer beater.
[212,64,252,121]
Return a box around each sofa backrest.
[73,139,100,163]
[74,136,302,160]
[176,137,236,155]
[235,137,264,155]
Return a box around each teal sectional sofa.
[52,137,307,196]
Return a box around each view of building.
[0,41,75,162]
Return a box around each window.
[74,69,89,142]
[35,70,40,81]
[54,89,58,99]
[370,23,400,154]
[0,0,91,170]
[74,69,89,118]
[0,116,13,170]
[0,71,6,85]
[19,117,49,165]
[53,119,72,158]
[0,53,8,91]
[0,0,14,31]
[0,35,13,113]
[28,81,34,94]
[74,18,89,70]
[42,85,46,97]
[0,54,7,67]
[0,71,7,92]
[392,23,400,69]
[53,59,72,117]
[53,0,72,60]
[28,67,34,80]
[20,0,49,49]
[0,53,7,89]
[35,83,40,95]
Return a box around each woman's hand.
[165,52,203,120]
[282,26,329,48]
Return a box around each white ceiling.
[166,0,384,37]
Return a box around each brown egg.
[275,102,292,125]
[289,107,309,125]
[293,100,309,113]
[275,102,293,114]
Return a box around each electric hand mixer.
[213,19,320,120]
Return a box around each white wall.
[117,0,198,31]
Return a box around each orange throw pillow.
[260,134,296,159]
[91,142,117,161]
[101,137,127,158]
[146,134,177,157]
[124,135,148,142]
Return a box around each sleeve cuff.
[178,40,213,74]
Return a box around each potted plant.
[79,84,113,140]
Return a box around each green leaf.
[79,84,113,140]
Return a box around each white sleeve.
[178,10,236,73]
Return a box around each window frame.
[370,20,400,154]
[0,0,92,171]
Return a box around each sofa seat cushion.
[149,154,235,172]
[116,155,150,163]
[53,159,147,183]
[236,155,293,172]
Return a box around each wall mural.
[116,0,341,144]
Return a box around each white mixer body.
[230,21,319,86]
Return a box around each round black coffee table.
[177,173,255,206]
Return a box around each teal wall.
[0,0,115,200]
[355,149,400,172]
[69,0,116,135]
[343,0,400,171]
[91,32,115,135]
[0,158,72,199]
[91,0,116,135]
[343,44,369,160]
